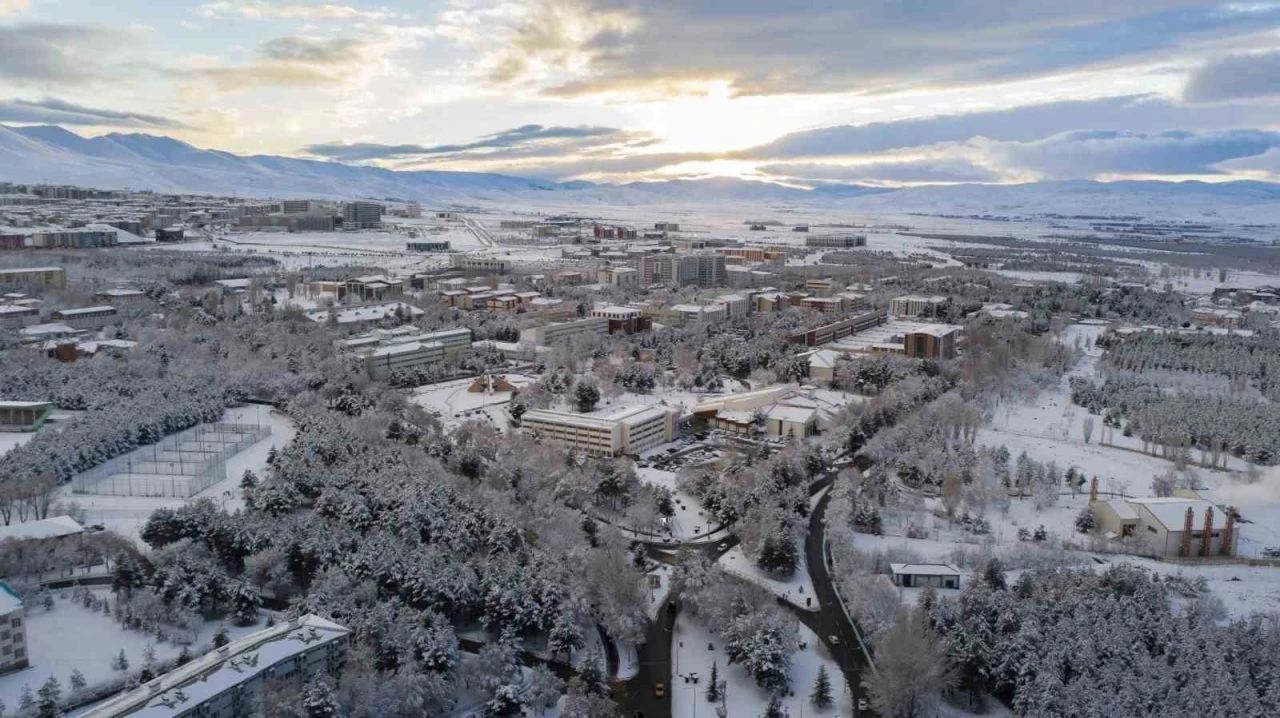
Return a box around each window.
[1147,526,1158,534]
[10,618,19,627]
[2,630,10,640]
[2,646,10,656]
[15,649,24,658]
[13,633,22,643]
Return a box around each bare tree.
[864,606,957,718]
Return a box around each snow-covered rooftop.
[890,563,962,577]
[0,516,84,542]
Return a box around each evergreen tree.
[811,665,833,710]
[176,646,192,666]
[757,533,798,577]
[1075,507,1097,534]
[212,626,230,648]
[762,694,790,718]
[69,669,86,693]
[112,649,129,671]
[484,684,526,718]
[983,558,1007,590]
[302,676,339,718]
[36,676,61,718]
[111,554,144,598]
[706,661,721,703]
[18,684,33,713]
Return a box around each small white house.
[889,563,962,590]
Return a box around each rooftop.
[889,563,962,577]
[0,515,84,542]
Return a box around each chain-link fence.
[72,422,271,498]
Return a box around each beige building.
[520,317,610,346]
[598,266,639,287]
[0,267,66,290]
[1090,496,1238,558]
[766,404,818,439]
[889,295,948,318]
[520,405,678,457]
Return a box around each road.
[800,487,879,718]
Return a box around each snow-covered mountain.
[1,124,1278,221]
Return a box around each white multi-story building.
[598,266,639,286]
[0,583,27,673]
[519,317,610,346]
[51,306,118,330]
[81,615,349,718]
[889,295,948,318]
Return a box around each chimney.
[1201,507,1214,558]
[1089,476,1098,503]
[1221,510,1236,557]
[1180,507,1194,557]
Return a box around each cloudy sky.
[2,0,1280,186]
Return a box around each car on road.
[717,542,728,551]
[654,682,665,699]
[857,698,869,712]
[828,635,840,645]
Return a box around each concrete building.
[51,306,118,330]
[766,404,818,439]
[788,310,888,347]
[520,317,610,346]
[598,266,639,287]
[903,325,959,360]
[345,276,404,302]
[805,278,839,296]
[806,234,866,249]
[80,615,350,718]
[407,241,450,252]
[890,295,948,318]
[589,306,650,335]
[0,401,52,432]
[889,564,961,590]
[93,289,147,306]
[304,303,424,326]
[1090,496,1239,558]
[717,293,749,318]
[521,405,677,457]
[452,256,512,275]
[0,306,39,328]
[0,583,27,673]
[671,303,728,325]
[342,201,383,229]
[807,350,840,383]
[0,267,66,290]
[281,199,313,214]
[154,227,185,242]
[1190,306,1244,329]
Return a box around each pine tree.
[484,684,526,718]
[762,694,790,718]
[811,665,833,710]
[212,626,230,648]
[112,649,130,671]
[302,676,339,718]
[19,684,33,712]
[69,668,86,693]
[176,646,192,666]
[1075,507,1096,534]
[706,661,721,703]
[36,676,61,718]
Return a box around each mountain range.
[2,124,1279,222]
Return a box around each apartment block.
[342,201,383,229]
[0,584,26,674]
[889,294,949,318]
[51,306,118,330]
[805,234,867,249]
[0,267,66,289]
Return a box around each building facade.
[0,584,26,674]
[51,306,118,330]
[0,267,66,289]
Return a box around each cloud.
[736,94,1280,160]
[758,159,1001,184]
[1185,52,1280,103]
[0,23,135,85]
[0,0,30,18]
[179,34,374,92]
[0,98,187,128]
[304,124,658,162]
[449,0,1280,97]
[983,129,1280,179]
[194,2,397,22]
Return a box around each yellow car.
[654,682,666,699]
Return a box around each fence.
[72,422,270,498]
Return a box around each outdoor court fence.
[71,422,271,498]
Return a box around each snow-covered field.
[408,374,537,431]
[670,615,849,718]
[0,589,261,710]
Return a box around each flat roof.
[54,305,116,316]
[1127,497,1218,531]
[889,563,962,576]
[0,516,83,542]
[0,401,53,408]
[0,267,62,273]
[766,404,818,423]
[522,409,619,432]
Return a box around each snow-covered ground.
[0,589,261,710]
[670,615,850,718]
[65,406,296,546]
[408,374,536,431]
[718,544,819,611]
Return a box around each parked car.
[828,635,840,645]
[654,682,665,699]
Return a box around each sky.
[1,0,1280,186]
